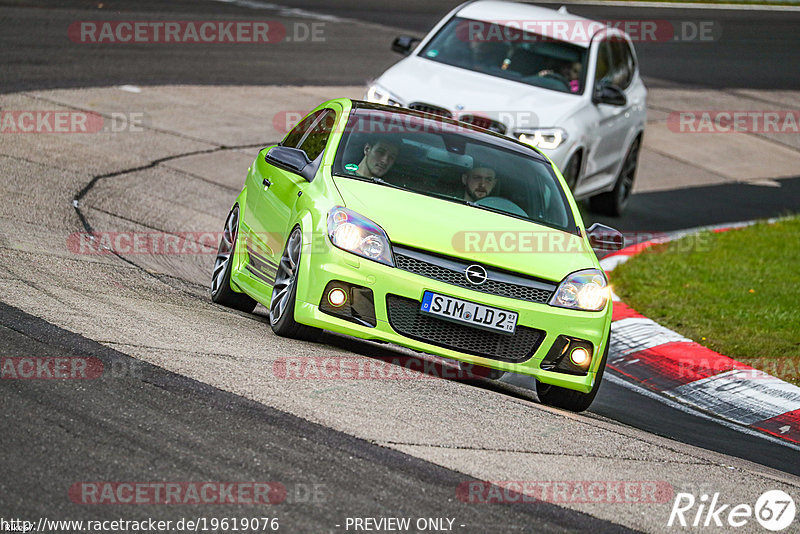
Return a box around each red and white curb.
[600,221,800,446]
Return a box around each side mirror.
[391,35,421,56]
[265,146,312,179]
[586,223,625,251]
[592,82,627,106]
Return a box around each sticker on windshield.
[344,163,359,173]
[426,49,439,57]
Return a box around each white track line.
[604,373,800,451]
[211,0,346,22]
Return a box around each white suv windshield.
[419,17,589,95]
[333,107,576,233]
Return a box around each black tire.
[535,334,609,412]
[269,227,320,341]
[562,152,580,192]
[590,136,641,216]
[211,205,258,313]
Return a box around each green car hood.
[332,176,597,283]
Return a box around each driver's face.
[362,142,398,178]
[463,168,497,200]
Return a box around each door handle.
[262,178,272,189]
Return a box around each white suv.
[366,0,647,215]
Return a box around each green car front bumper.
[284,234,611,394]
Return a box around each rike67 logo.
[668,490,796,531]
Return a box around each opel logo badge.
[464,264,488,285]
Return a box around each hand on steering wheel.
[537,69,571,89]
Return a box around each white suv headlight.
[550,269,609,311]
[516,128,568,150]
[365,84,402,107]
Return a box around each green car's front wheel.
[211,206,257,313]
[270,227,320,341]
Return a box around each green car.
[211,98,624,412]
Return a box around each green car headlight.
[327,207,394,267]
[550,269,609,311]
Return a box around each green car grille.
[386,294,545,363]
[393,246,555,305]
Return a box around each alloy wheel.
[270,228,302,325]
[211,208,238,297]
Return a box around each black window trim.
[298,108,337,160]
[278,108,337,182]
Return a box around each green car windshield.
[332,107,576,233]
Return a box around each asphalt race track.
[1,1,799,533]
[2,302,631,533]
[3,0,800,91]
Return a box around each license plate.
[420,291,517,334]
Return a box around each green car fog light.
[541,336,595,376]
[319,280,377,328]
[327,287,348,307]
[570,346,590,367]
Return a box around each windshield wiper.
[342,174,411,192]
[466,201,513,218]
[369,177,397,187]
[467,201,577,234]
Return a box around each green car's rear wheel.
[211,205,257,313]
[536,335,609,412]
[270,226,320,340]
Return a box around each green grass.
[610,216,800,386]
[607,0,800,5]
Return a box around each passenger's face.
[463,168,497,200]
[362,142,398,178]
[568,63,581,80]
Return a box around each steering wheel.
[537,70,571,90]
[474,196,528,217]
